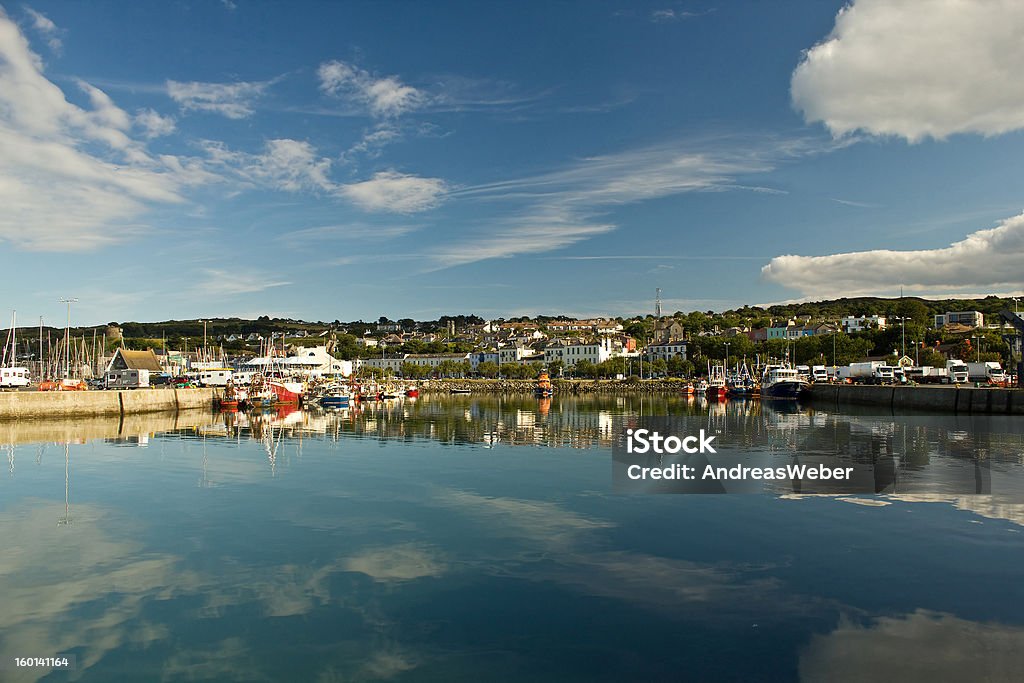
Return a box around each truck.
[904,366,950,384]
[842,361,896,384]
[946,360,970,384]
[810,365,829,383]
[106,368,150,389]
[966,361,1006,385]
[0,366,31,388]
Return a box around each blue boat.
[319,394,351,409]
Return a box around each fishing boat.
[405,385,420,398]
[760,366,810,400]
[695,379,709,395]
[681,383,695,396]
[268,378,304,404]
[726,361,756,398]
[319,384,352,409]
[535,370,554,397]
[706,363,728,400]
[218,381,239,411]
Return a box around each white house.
[545,337,618,367]
[841,315,887,333]
[934,311,983,329]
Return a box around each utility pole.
[58,297,77,379]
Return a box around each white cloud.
[339,171,448,213]
[134,108,176,138]
[192,269,291,296]
[166,79,270,119]
[317,60,426,118]
[792,0,1024,141]
[23,6,61,51]
[0,11,208,250]
[429,213,615,269]
[431,136,803,269]
[250,138,334,192]
[650,8,713,22]
[761,210,1024,298]
[199,139,447,213]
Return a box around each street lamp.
[971,335,981,362]
[58,297,78,379]
[894,316,907,358]
[724,342,731,368]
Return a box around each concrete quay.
[0,388,223,420]
[808,384,1024,415]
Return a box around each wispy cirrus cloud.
[830,197,880,208]
[134,108,176,138]
[761,210,1024,299]
[792,0,1024,142]
[200,138,448,213]
[22,6,62,51]
[339,171,448,213]
[426,135,811,269]
[318,60,426,118]
[166,78,273,119]
[193,269,291,296]
[651,8,715,23]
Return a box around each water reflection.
[1,396,1023,681]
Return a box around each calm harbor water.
[2,395,1024,682]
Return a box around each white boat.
[761,366,810,400]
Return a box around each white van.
[0,367,30,388]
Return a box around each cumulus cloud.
[0,11,210,250]
[339,170,448,213]
[23,6,61,51]
[166,79,270,119]
[761,211,1024,298]
[792,0,1024,141]
[317,59,426,118]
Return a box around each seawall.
[808,384,1024,415]
[417,378,695,394]
[0,388,223,420]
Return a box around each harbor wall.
[807,384,1024,415]
[0,388,222,420]
[418,378,695,394]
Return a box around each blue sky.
[2,1,1024,327]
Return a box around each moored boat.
[268,379,304,404]
[760,366,810,400]
[706,363,728,400]
[535,371,554,397]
